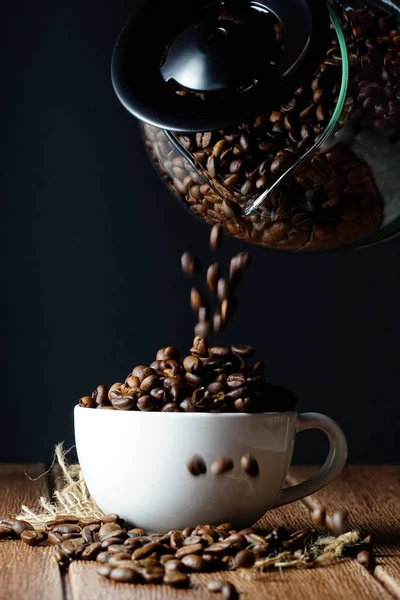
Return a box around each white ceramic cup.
[74,406,347,532]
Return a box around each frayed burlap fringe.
[15,443,361,571]
[251,531,360,571]
[16,443,105,529]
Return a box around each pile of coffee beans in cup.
[141,6,400,251]
[0,510,375,596]
[79,335,297,413]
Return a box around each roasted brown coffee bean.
[97,564,113,577]
[176,543,204,558]
[210,457,234,476]
[186,455,207,478]
[191,335,208,356]
[231,344,254,357]
[81,542,102,560]
[210,223,223,250]
[208,580,225,592]
[99,522,124,541]
[183,355,202,373]
[92,384,109,406]
[222,581,239,599]
[181,251,200,276]
[207,263,221,293]
[181,554,206,572]
[127,527,145,538]
[240,454,259,477]
[20,530,40,546]
[328,509,348,535]
[7,519,34,536]
[191,287,205,312]
[140,374,159,392]
[96,551,111,563]
[109,566,139,583]
[0,525,15,539]
[217,278,230,302]
[79,395,96,408]
[137,394,159,411]
[312,506,326,527]
[51,523,81,535]
[141,566,165,584]
[163,571,190,588]
[357,550,374,570]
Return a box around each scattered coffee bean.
[20,530,40,546]
[163,571,190,588]
[109,566,139,583]
[357,550,375,570]
[210,457,234,476]
[222,581,239,599]
[312,505,327,528]
[240,454,259,477]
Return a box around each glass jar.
[114,0,400,252]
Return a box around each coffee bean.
[311,506,326,527]
[97,564,113,577]
[79,395,96,408]
[175,543,204,558]
[240,454,259,477]
[81,542,102,560]
[216,277,231,303]
[187,455,207,476]
[20,530,40,546]
[183,355,202,373]
[181,251,200,276]
[163,571,190,588]
[0,525,15,539]
[328,510,348,536]
[231,344,254,357]
[207,263,221,293]
[208,580,225,592]
[109,566,139,583]
[222,581,239,599]
[210,457,234,476]
[191,335,208,356]
[191,287,204,311]
[210,224,223,250]
[181,554,206,572]
[357,550,374,570]
[235,549,255,569]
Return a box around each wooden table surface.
[1,464,400,600]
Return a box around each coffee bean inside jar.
[140,5,400,252]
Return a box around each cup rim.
[74,405,296,418]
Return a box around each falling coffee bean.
[210,224,223,250]
[181,251,200,276]
[240,454,259,477]
[187,454,207,476]
[210,457,234,476]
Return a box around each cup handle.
[271,412,348,509]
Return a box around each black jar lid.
[111,0,331,132]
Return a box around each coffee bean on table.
[210,457,234,476]
[163,571,190,588]
[109,566,139,583]
[208,580,225,592]
[328,510,348,536]
[0,525,14,539]
[240,454,259,477]
[312,506,326,528]
[181,554,206,571]
[222,581,239,599]
[357,550,375,570]
[181,251,200,276]
[235,549,255,569]
[20,530,40,546]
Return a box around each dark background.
[1,0,399,466]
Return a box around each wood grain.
[290,465,400,599]
[0,464,64,600]
[68,471,390,600]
